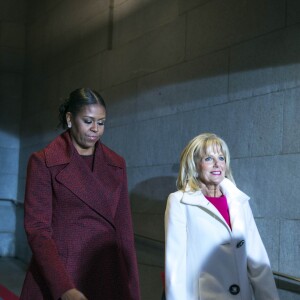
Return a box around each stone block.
[0,201,16,232]
[0,22,25,49]
[102,16,185,87]
[279,220,300,277]
[232,154,300,220]
[229,24,300,101]
[0,130,19,149]
[136,49,229,121]
[0,175,18,200]
[178,0,212,14]
[0,47,24,72]
[254,218,280,270]
[225,93,284,158]
[282,93,300,153]
[58,54,103,97]
[113,0,178,47]
[0,147,19,174]
[287,0,300,25]
[186,0,285,59]
[0,233,15,256]
[101,79,138,127]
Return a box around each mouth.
[87,136,99,141]
[211,171,222,175]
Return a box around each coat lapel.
[45,131,122,229]
[220,179,250,229]
[180,189,231,231]
[180,179,250,232]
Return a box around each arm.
[244,202,279,300]
[114,164,140,300]
[24,152,76,299]
[164,193,187,300]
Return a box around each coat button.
[229,284,240,295]
[236,240,245,248]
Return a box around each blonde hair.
[177,133,235,191]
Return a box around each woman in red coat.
[20,88,140,300]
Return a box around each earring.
[68,123,72,128]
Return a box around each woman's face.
[66,103,106,155]
[198,145,226,187]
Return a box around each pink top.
[205,194,231,229]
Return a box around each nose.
[213,158,219,167]
[91,122,98,132]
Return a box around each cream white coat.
[165,178,279,300]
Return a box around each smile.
[211,171,221,175]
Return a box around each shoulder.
[101,143,125,168]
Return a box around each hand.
[61,288,88,300]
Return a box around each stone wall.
[11,0,300,299]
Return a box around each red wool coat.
[20,131,140,300]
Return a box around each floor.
[0,257,27,296]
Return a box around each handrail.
[134,233,300,286]
[273,271,300,283]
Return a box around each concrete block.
[101,79,138,127]
[0,174,18,200]
[0,72,23,99]
[0,22,25,49]
[287,0,300,25]
[178,0,212,14]
[0,233,15,256]
[136,49,229,121]
[282,91,300,153]
[80,10,110,59]
[229,25,300,100]
[279,220,300,277]
[0,201,16,232]
[0,147,19,174]
[0,130,20,149]
[225,93,284,158]
[113,0,178,47]
[232,154,300,220]
[0,47,24,72]
[231,156,282,218]
[58,54,103,97]
[102,16,185,87]
[254,218,280,270]
[186,0,285,59]
[0,0,25,22]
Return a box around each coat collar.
[44,130,124,168]
[180,178,250,232]
[44,131,124,229]
[180,178,249,206]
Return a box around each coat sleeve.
[114,162,141,300]
[165,193,187,300]
[244,202,279,300]
[24,152,75,299]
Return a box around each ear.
[66,112,72,128]
[66,112,71,123]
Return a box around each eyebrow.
[83,116,106,120]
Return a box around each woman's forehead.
[202,144,224,155]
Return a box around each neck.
[205,186,222,198]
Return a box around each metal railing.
[135,234,300,294]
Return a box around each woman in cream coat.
[165,133,279,300]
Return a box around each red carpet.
[0,285,19,300]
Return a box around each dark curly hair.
[58,88,106,129]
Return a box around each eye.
[204,156,212,162]
[219,156,225,161]
[97,120,105,126]
[84,119,92,124]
